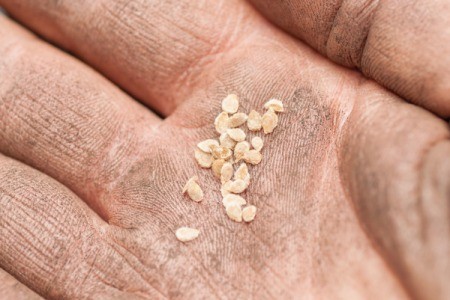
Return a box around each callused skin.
[0,1,449,299]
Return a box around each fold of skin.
[0,1,448,299]
[249,0,450,117]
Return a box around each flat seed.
[187,181,204,202]
[211,145,232,160]
[175,227,200,242]
[251,136,264,151]
[264,99,284,112]
[212,159,225,178]
[243,150,262,165]
[242,205,257,222]
[234,163,249,181]
[226,204,243,222]
[229,179,248,194]
[197,139,219,153]
[235,166,250,185]
[247,110,262,131]
[222,194,247,208]
[220,162,233,184]
[227,128,246,142]
[222,94,239,114]
[219,133,237,149]
[214,112,229,134]
[195,148,213,168]
[182,176,198,193]
[221,183,232,197]
[234,141,250,162]
[228,113,248,128]
[221,180,234,197]
[262,108,278,134]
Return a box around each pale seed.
[228,113,248,128]
[195,149,213,168]
[226,204,243,222]
[264,99,284,112]
[222,94,239,114]
[243,150,262,165]
[183,177,204,202]
[197,139,219,153]
[222,194,247,208]
[227,128,246,142]
[247,110,262,131]
[188,182,203,202]
[220,162,233,184]
[262,108,278,134]
[175,227,200,242]
[219,133,237,149]
[221,182,232,197]
[182,176,198,193]
[234,141,250,162]
[212,159,226,178]
[242,205,257,222]
[234,163,249,181]
[229,179,248,194]
[251,136,264,151]
[211,145,232,160]
[214,112,229,134]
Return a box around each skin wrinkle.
[0,19,162,223]
[352,0,380,67]
[336,156,413,300]
[106,242,166,299]
[337,86,450,299]
[323,0,344,55]
[0,158,161,299]
[0,1,447,299]
[249,0,450,117]
[414,136,450,244]
[325,0,381,68]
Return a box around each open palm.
[0,1,449,299]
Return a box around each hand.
[0,1,448,299]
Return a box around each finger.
[249,0,450,117]
[0,268,43,299]
[0,0,259,116]
[338,84,450,299]
[0,16,160,220]
[0,155,162,299]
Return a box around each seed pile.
[178,95,284,242]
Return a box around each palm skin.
[0,1,449,299]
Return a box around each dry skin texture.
[180,96,284,241]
